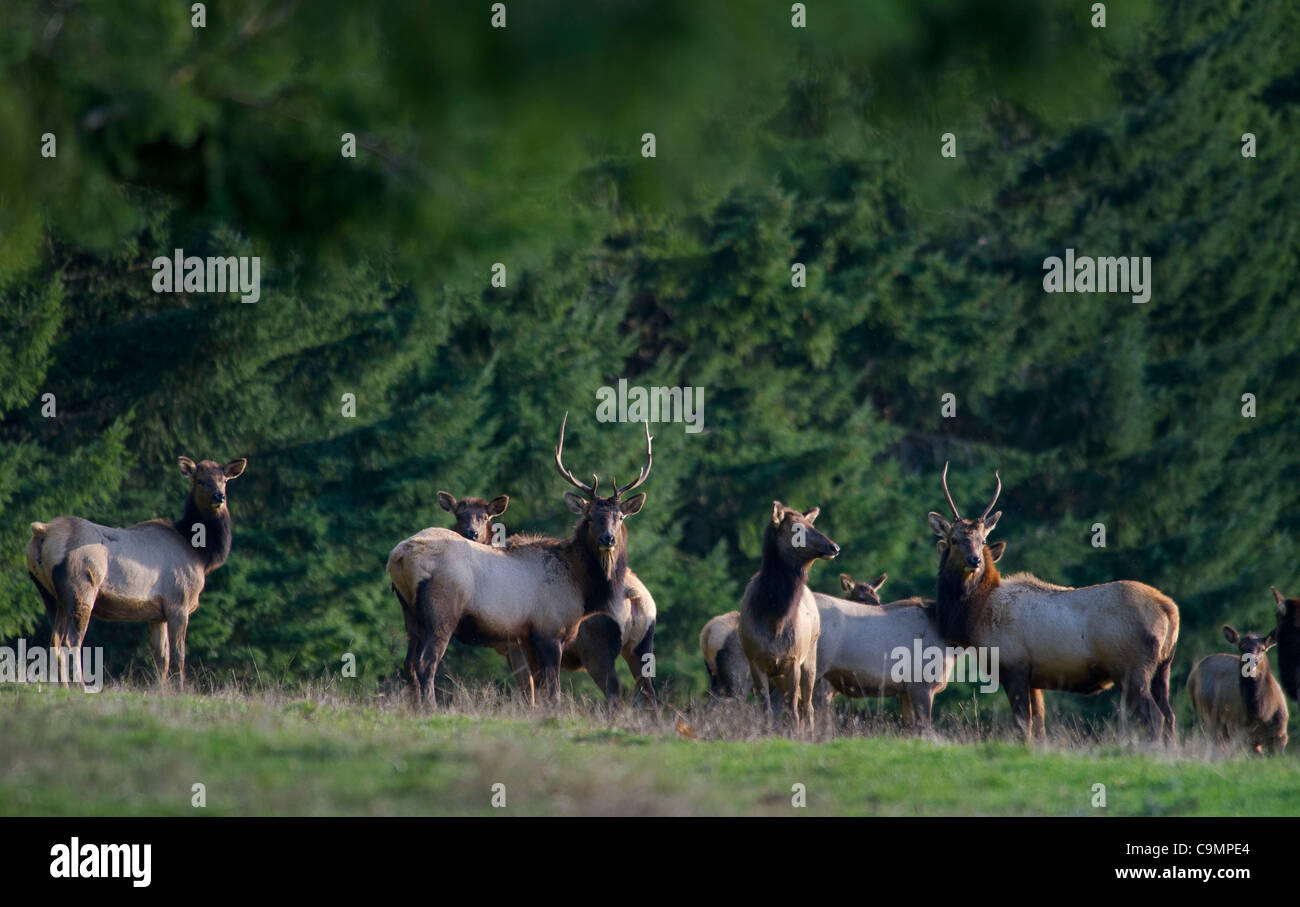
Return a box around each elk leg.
[1150,655,1176,746]
[626,620,657,705]
[1120,667,1160,742]
[30,573,64,654]
[908,686,936,734]
[166,609,190,691]
[1029,688,1046,741]
[574,614,623,704]
[752,668,772,725]
[1003,669,1032,744]
[528,632,563,701]
[799,661,817,734]
[150,622,170,684]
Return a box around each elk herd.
[19,423,1300,754]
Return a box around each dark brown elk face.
[438,491,509,543]
[770,501,840,563]
[928,462,1006,578]
[840,572,887,604]
[1224,624,1277,669]
[555,413,653,561]
[179,456,246,513]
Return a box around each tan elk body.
[25,456,247,688]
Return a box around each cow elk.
[387,415,652,707]
[738,501,840,732]
[1186,617,1288,754]
[1271,586,1300,704]
[927,463,1179,744]
[26,456,248,689]
[811,587,953,732]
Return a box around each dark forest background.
[1,1,1297,710]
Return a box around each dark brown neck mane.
[749,523,810,629]
[935,547,1001,647]
[562,518,627,616]
[174,492,232,573]
[1276,603,1300,702]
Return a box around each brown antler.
[980,471,1002,522]
[941,461,961,520]
[554,412,597,494]
[614,419,653,497]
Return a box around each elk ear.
[1264,629,1278,650]
[927,512,950,537]
[803,506,821,523]
[1223,625,1240,645]
[983,510,1002,533]
[840,573,855,594]
[178,456,197,478]
[620,492,646,516]
[871,572,888,591]
[1272,586,1286,615]
[987,540,1007,562]
[488,495,509,517]
[223,458,247,479]
[771,501,785,527]
[564,492,589,515]
[437,491,457,513]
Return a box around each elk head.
[1224,625,1277,665]
[768,501,840,564]
[840,572,887,605]
[927,461,1005,581]
[179,456,246,513]
[438,491,509,543]
[555,412,652,568]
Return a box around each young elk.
[436,488,657,703]
[1271,586,1300,704]
[927,463,1180,744]
[701,571,888,703]
[437,491,509,544]
[387,415,652,707]
[26,456,247,689]
[839,573,888,605]
[738,501,840,732]
[1187,618,1288,754]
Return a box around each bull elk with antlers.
[26,456,247,689]
[387,415,653,707]
[434,489,657,703]
[927,463,1180,743]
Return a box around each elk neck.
[1276,605,1300,701]
[563,518,627,616]
[1239,651,1273,720]
[174,491,233,573]
[749,523,809,630]
[934,548,1001,647]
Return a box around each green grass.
[2,683,1297,816]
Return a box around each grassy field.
[2,682,1297,817]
